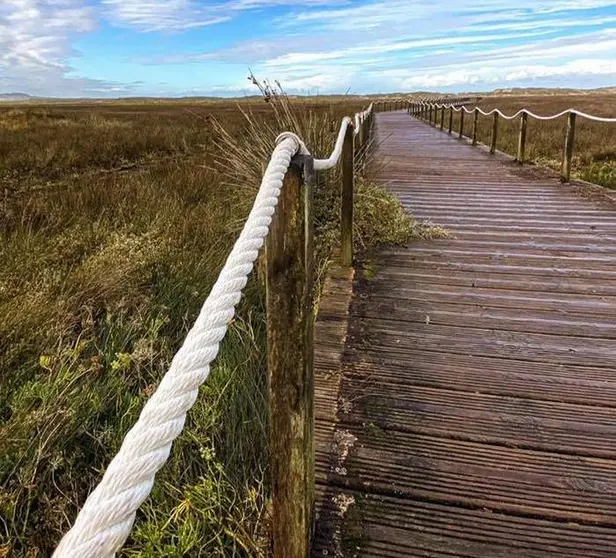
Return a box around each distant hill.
[0,92,35,101]
[486,86,616,96]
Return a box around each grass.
[0,90,416,557]
[442,93,616,188]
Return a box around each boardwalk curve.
[314,111,616,557]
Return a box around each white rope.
[53,101,375,558]
[52,134,302,558]
[314,103,374,170]
[419,101,616,123]
[315,116,352,171]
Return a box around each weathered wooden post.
[490,112,499,154]
[459,109,465,139]
[448,106,453,134]
[562,111,576,182]
[517,111,528,163]
[472,108,479,146]
[266,155,315,558]
[440,106,445,130]
[357,114,365,154]
[341,123,354,267]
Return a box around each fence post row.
[266,102,378,556]
[517,111,528,163]
[341,123,355,267]
[490,112,499,154]
[266,155,315,558]
[562,111,576,182]
[358,114,366,151]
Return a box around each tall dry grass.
[0,91,414,557]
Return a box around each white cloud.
[236,0,616,92]
[0,0,120,96]
[101,0,231,32]
[102,0,346,33]
[0,0,94,69]
[396,59,616,89]
[3,0,616,97]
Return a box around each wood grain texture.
[312,112,616,557]
[266,160,313,558]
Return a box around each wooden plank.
[346,358,616,407]
[318,430,616,524]
[353,299,616,338]
[314,490,616,557]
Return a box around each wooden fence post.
[472,108,479,146]
[448,107,453,134]
[357,114,365,154]
[459,110,465,139]
[440,106,445,130]
[562,112,576,182]
[517,111,528,163]
[490,112,499,154]
[266,156,315,558]
[341,123,355,267]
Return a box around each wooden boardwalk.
[313,111,616,557]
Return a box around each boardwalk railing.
[409,101,616,182]
[52,102,390,558]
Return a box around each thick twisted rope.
[419,101,616,123]
[315,116,353,170]
[53,134,302,558]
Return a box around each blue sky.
[1,0,616,97]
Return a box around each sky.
[1,0,616,98]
